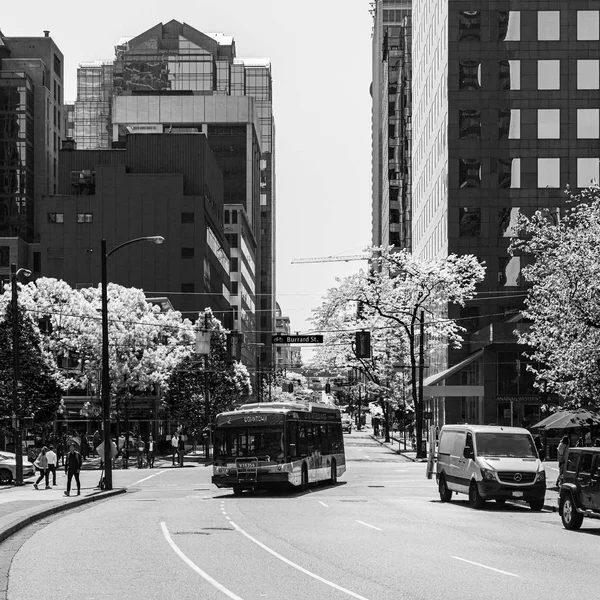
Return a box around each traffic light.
[355,331,371,359]
[325,383,331,394]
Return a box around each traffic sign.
[271,335,324,344]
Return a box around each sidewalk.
[370,433,561,512]
[0,450,210,544]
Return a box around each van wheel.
[469,482,485,509]
[301,464,309,492]
[329,460,337,485]
[560,495,583,530]
[529,498,544,512]
[438,476,452,502]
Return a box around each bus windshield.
[475,433,537,458]
[215,426,285,460]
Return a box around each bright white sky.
[3,0,373,354]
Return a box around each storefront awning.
[422,349,484,387]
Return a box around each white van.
[432,424,546,510]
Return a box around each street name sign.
[272,335,324,344]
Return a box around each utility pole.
[11,264,24,485]
[416,310,425,459]
[204,312,211,459]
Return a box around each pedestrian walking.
[146,435,156,468]
[136,436,145,468]
[556,435,569,487]
[178,434,186,467]
[64,443,82,496]
[81,433,89,460]
[33,447,50,490]
[171,432,179,466]
[46,445,58,486]
[533,435,545,461]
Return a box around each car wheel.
[0,469,13,485]
[330,460,337,485]
[529,497,544,512]
[561,495,584,530]
[438,475,452,502]
[469,481,485,509]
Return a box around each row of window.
[459,108,600,140]
[458,158,599,189]
[48,213,92,223]
[459,10,599,42]
[458,206,559,238]
[459,59,600,91]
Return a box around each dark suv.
[559,447,600,530]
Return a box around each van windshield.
[475,433,537,458]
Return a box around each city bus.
[212,401,346,494]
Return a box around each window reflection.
[538,60,560,90]
[499,207,521,238]
[578,11,600,41]
[577,109,600,139]
[577,60,600,90]
[459,208,481,236]
[498,158,520,189]
[538,158,560,188]
[499,256,524,287]
[538,109,560,139]
[459,159,481,188]
[459,110,481,139]
[499,60,520,90]
[577,158,599,188]
[499,11,520,41]
[538,11,560,41]
[499,109,520,139]
[459,61,481,90]
[459,11,481,41]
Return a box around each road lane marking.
[161,522,245,600]
[318,501,329,508]
[356,520,383,532]
[229,520,372,600]
[130,471,166,486]
[452,556,520,578]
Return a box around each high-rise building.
[0,29,66,278]
[371,1,412,250]
[411,2,600,428]
[71,20,276,373]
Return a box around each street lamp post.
[100,236,164,490]
[11,264,32,486]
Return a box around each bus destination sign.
[272,335,323,344]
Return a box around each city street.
[1,430,597,600]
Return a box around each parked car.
[342,416,352,433]
[0,451,36,484]
[559,447,600,530]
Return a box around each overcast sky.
[2,0,373,351]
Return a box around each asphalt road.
[5,431,599,600]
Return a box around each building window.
[499,207,521,238]
[458,11,481,41]
[181,247,195,259]
[578,11,600,41]
[498,158,521,189]
[231,281,239,295]
[577,158,600,188]
[499,11,520,41]
[231,257,239,272]
[538,11,560,41]
[53,54,62,77]
[226,233,239,249]
[181,212,195,223]
[260,194,267,206]
[577,109,600,139]
[498,60,520,90]
[76,213,93,223]
[459,208,481,236]
[181,283,195,293]
[459,159,481,188]
[538,60,560,90]
[577,60,600,90]
[224,210,230,224]
[0,246,9,268]
[538,158,560,188]
[459,110,481,139]
[47,213,64,223]
[499,109,520,139]
[538,109,560,139]
[231,210,238,224]
[459,61,481,90]
[33,252,41,273]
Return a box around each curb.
[0,488,127,545]
[369,435,427,462]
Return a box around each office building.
[0,29,66,279]
[71,21,276,371]
[371,1,412,249]
[412,1,599,428]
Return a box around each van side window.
[465,432,474,456]
[565,453,579,473]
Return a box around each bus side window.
[320,425,330,454]
[298,424,308,456]
[288,422,298,459]
[306,424,315,454]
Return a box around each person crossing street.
[64,443,82,497]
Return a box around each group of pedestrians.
[33,443,82,496]
[170,431,186,467]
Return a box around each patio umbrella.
[532,409,600,430]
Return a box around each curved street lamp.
[11,264,32,485]
[101,236,164,490]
